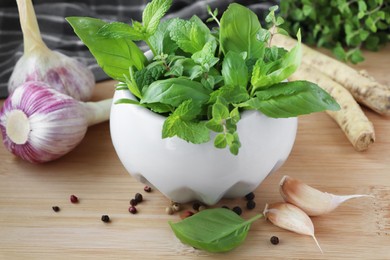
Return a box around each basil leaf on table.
[169,208,262,253]
[141,78,211,107]
[219,3,265,59]
[66,17,146,82]
[240,81,341,118]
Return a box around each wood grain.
[0,46,389,259]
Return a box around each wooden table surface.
[1,46,389,260]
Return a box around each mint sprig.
[67,1,340,155]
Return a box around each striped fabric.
[0,0,279,98]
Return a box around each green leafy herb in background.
[67,0,340,155]
[169,208,263,253]
[279,0,390,64]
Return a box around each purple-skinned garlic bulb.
[0,81,112,163]
[9,0,95,101]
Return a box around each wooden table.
[1,46,389,259]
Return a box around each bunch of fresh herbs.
[279,0,390,63]
[67,0,339,155]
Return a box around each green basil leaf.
[142,0,172,35]
[141,78,211,107]
[169,208,262,253]
[222,51,249,88]
[219,3,265,59]
[114,98,140,105]
[169,16,212,54]
[162,100,209,144]
[66,17,146,82]
[240,81,340,118]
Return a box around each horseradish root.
[9,0,95,101]
[263,202,322,253]
[0,81,111,163]
[289,63,375,151]
[272,33,390,116]
[279,175,371,217]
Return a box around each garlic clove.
[9,0,95,101]
[263,202,323,253]
[279,175,371,216]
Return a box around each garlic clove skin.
[279,175,371,216]
[0,81,88,163]
[264,202,322,253]
[8,50,95,102]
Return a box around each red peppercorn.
[129,206,137,214]
[180,210,194,219]
[70,195,78,203]
[144,186,152,192]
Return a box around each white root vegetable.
[289,63,375,151]
[272,33,390,116]
[0,81,111,163]
[9,0,95,101]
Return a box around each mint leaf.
[97,21,145,40]
[143,0,172,35]
[66,17,146,82]
[222,51,249,88]
[148,19,178,55]
[141,78,211,107]
[220,3,265,59]
[191,40,219,70]
[134,63,165,92]
[169,16,212,54]
[162,100,210,144]
[240,81,340,118]
[209,85,249,104]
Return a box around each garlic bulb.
[0,81,111,163]
[279,175,371,216]
[263,202,322,253]
[9,0,95,101]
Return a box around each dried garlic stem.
[289,63,375,151]
[271,33,390,116]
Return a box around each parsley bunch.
[67,0,339,155]
[280,0,390,63]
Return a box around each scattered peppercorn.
[246,200,256,210]
[101,215,110,223]
[130,199,138,206]
[270,236,279,245]
[135,193,143,203]
[244,192,255,201]
[70,195,78,203]
[198,205,207,211]
[52,206,60,212]
[129,206,137,214]
[165,206,174,215]
[192,202,201,211]
[172,202,181,212]
[221,205,230,210]
[144,186,152,192]
[232,206,242,215]
[180,210,194,219]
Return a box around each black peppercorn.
[192,202,201,211]
[244,192,255,201]
[232,206,242,215]
[135,193,143,203]
[101,215,110,223]
[246,200,256,210]
[130,199,138,206]
[52,206,60,212]
[129,206,137,214]
[144,186,152,192]
[270,236,279,245]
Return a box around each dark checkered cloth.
[0,0,279,98]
